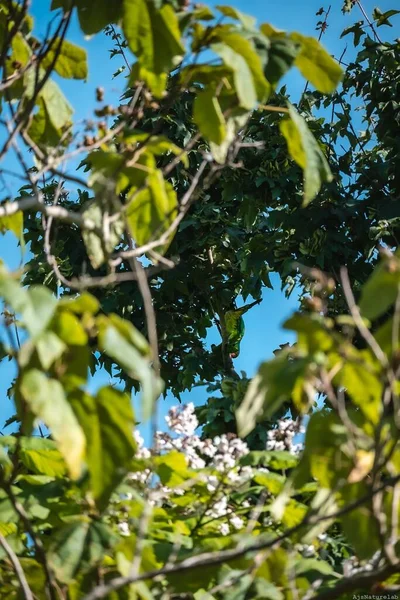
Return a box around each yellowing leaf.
[348,450,374,483]
[291,33,343,94]
[20,370,86,480]
[41,38,88,79]
[280,104,333,205]
[0,210,24,246]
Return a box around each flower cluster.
[124,405,305,537]
[266,418,305,455]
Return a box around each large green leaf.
[75,0,123,35]
[291,34,343,94]
[41,38,88,79]
[338,482,381,560]
[19,437,67,477]
[359,258,400,320]
[208,110,249,164]
[337,356,383,424]
[0,210,24,246]
[193,87,227,145]
[0,269,57,338]
[216,6,256,29]
[123,0,185,95]
[48,517,117,583]
[36,331,66,369]
[236,354,309,437]
[97,315,163,419]
[211,33,269,109]
[40,78,73,132]
[126,169,178,253]
[280,104,333,205]
[69,387,136,509]
[81,199,124,268]
[20,370,85,479]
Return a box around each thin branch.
[340,266,388,367]
[0,533,34,600]
[5,484,58,600]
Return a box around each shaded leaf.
[69,387,136,509]
[280,104,333,205]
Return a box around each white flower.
[118,521,130,536]
[230,515,244,530]
[165,403,199,435]
[219,523,230,535]
[206,475,219,492]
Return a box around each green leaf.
[19,437,66,477]
[193,87,227,145]
[210,110,249,164]
[336,358,383,424]
[69,387,136,509]
[290,34,343,93]
[338,482,381,559]
[123,0,185,95]
[298,412,351,489]
[254,471,285,495]
[41,38,88,79]
[155,451,190,487]
[59,292,100,315]
[126,169,178,253]
[52,311,88,346]
[359,259,400,320]
[211,35,268,109]
[215,6,256,29]
[76,0,123,35]
[240,450,298,470]
[48,517,117,583]
[81,199,124,268]
[236,354,309,437]
[0,269,57,339]
[36,331,66,369]
[28,98,63,147]
[0,210,24,246]
[20,370,85,479]
[40,78,73,132]
[280,104,333,205]
[194,591,216,600]
[97,315,163,420]
[263,37,300,87]
[125,133,188,168]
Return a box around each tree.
[0,1,400,599]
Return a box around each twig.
[0,533,34,600]
[5,484,58,600]
[340,267,388,367]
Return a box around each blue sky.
[0,0,398,437]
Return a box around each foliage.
[0,0,399,599]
